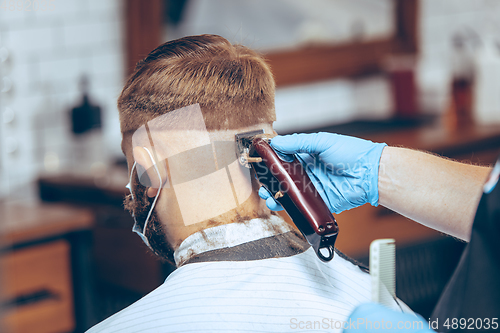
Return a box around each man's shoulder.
[85,281,176,333]
[85,263,219,333]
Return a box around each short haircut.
[119,34,276,139]
[118,35,276,262]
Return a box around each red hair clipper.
[236,130,339,262]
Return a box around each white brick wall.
[0,0,124,201]
[417,0,500,114]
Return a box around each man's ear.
[133,147,167,198]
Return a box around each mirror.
[164,0,395,52]
[125,0,418,86]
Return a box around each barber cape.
[87,215,409,333]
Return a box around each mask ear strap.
[126,161,137,201]
[142,147,162,237]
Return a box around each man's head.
[118,35,277,263]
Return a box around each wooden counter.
[0,203,93,333]
[367,122,500,162]
[0,203,93,246]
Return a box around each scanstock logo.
[132,104,253,226]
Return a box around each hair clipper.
[236,130,339,262]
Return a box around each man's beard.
[124,185,175,264]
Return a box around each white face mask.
[125,147,162,252]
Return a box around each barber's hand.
[258,132,387,214]
[344,303,433,332]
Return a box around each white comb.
[370,239,396,307]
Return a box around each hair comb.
[370,239,396,307]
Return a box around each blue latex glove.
[258,132,387,214]
[343,303,433,332]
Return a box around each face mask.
[125,147,162,252]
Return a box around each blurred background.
[1,0,500,331]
